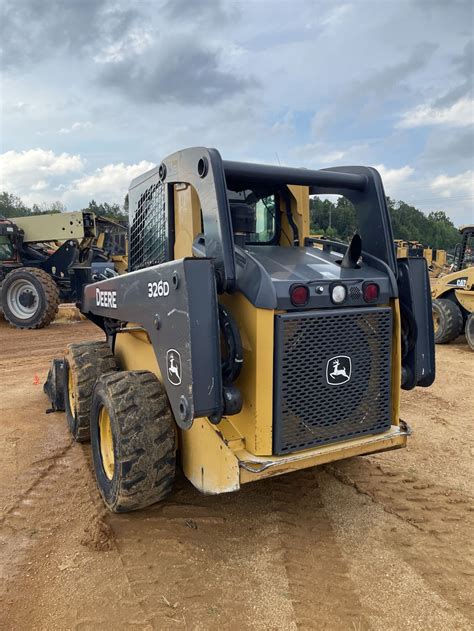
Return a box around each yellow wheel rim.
[68,366,76,414]
[433,311,440,334]
[98,405,115,480]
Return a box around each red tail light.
[290,284,309,307]
[363,282,379,302]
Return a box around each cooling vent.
[273,307,392,454]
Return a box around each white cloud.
[0,149,85,196]
[64,160,156,205]
[430,170,473,198]
[59,121,93,134]
[374,164,415,192]
[397,96,473,129]
[0,149,154,209]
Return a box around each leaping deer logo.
[326,355,351,385]
[330,359,349,380]
[167,349,182,386]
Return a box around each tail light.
[290,284,309,307]
[363,282,379,302]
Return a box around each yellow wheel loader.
[431,225,474,349]
[45,147,435,512]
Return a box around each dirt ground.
[0,318,472,631]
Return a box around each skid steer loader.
[431,224,474,349]
[46,147,435,513]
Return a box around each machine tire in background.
[465,313,474,351]
[1,267,59,329]
[90,371,176,513]
[64,341,118,442]
[432,298,464,344]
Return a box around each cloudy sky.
[0,0,473,224]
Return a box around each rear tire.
[64,341,118,442]
[90,371,176,513]
[1,267,59,329]
[465,313,474,351]
[432,298,463,344]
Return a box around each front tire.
[1,267,59,329]
[432,298,463,344]
[64,341,118,442]
[465,313,474,351]
[90,371,176,513]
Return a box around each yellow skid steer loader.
[45,147,435,512]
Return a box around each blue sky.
[0,0,472,224]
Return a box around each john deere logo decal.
[326,356,351,385]
[167,349,182,386]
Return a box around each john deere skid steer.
[46,147,435,512]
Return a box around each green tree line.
[310,196,461,251]
[0,192,128,222]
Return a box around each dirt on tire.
[0,319,472,630]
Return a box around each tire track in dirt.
[267,470,369,630]
[105,473,297,630]
[318,469,472,630]
[325,458,474,622]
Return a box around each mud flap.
[81,258,222,429]
[397,257,435,389]
[43,359,66,412]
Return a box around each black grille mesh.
[273,308,392,454]
[129,183,167,271]
[350,286,361,299]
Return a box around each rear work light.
[330,284,347,304]
[363,282,379,302]
[290,284,309,307]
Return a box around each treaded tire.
[432,298,464,344]
[1,267,59,329]
[90,371,176,513]
[64,341,118,442]
[465,313,474,351]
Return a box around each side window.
[129,182,168,271]
[247,195,277,244]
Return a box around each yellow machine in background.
[432,225,474,350]
[46,148,435,513]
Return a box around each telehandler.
[46,147,435,512]
[431,224,474,349]
[0,211,127,328]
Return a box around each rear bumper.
[238,423,409,484]
[180,419,409,495]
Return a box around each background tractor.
[45,147,435,513]
[431,225,474,350]
[0,211,127,329]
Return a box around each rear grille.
[273,307,392,454]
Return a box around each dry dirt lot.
[0,318,472,630]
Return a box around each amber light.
[363,282,379,302]
[290,284,309,307]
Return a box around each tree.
[80,200,127,222]
[0,191,30,218]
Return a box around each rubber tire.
[1,267,59,329]
[90,371,176,513]
[465,313,474,351]
[64,341,118,442]
[432,298,464,344]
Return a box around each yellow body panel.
[431,266,474,301]
[455,289,474,312]
[219,293,275,455]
